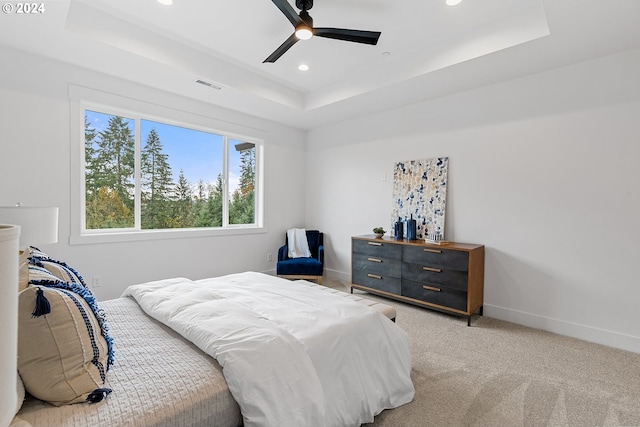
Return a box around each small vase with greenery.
[373,227,386,238]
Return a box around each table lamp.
[0,204,58,426]
[0,204,59,250]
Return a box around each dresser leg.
[467,306,484,326]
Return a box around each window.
[76,101,263,243]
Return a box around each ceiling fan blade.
[270,0,303,27]
[314,28,381,45]
[263,33,299,63]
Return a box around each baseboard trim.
[318,271,640,354]
[325,268,351,284]
[485,304,640,354]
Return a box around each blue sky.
[86,110,243,192]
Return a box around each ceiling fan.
[264,0,382,63]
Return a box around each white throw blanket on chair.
[287,228,311,258]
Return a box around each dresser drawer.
[352,270,401,294]
[353,239,402,260]
[402,245,469,271]
[401,280,467,311]
[402,262,468,291]
[353,254,401,277]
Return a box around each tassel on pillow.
[31,287,51,318]
[86,388,112,403]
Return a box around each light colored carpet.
[324,278,640,427]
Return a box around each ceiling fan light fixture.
[446,0,462,6]
[295,25,313,40]
[263,0,381,63]
[156,0,173,5]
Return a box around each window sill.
[69,226,266,245]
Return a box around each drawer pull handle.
[367,274,382,280]
[424,248,442,254]
[368,242,383,246]
[423,285,441,292]
[367,257,382,263]
[423,267,442,273]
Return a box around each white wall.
[2,41,639,353]
[306,48,640,353]
[0,45,307,300]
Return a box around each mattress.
[15,297,242,427]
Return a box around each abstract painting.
[391,157,448,240]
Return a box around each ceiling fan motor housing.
[296,0,313,11]
[299,10,313,27]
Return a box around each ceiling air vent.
[195,79,224,90]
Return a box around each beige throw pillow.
[18,286,109,406]
[19,247,86,291]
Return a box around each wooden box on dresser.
[351,235,485,326]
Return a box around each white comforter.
[122,272,414,427]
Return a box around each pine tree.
[196,179,207,201]
[84,115,100,228]
[230,188,255,225]
[171,169,195,228]
[238,147,255,196]
[230,146,255,224]
[88,115,135,228]
[84,115,98,195]
[195,175,223,227]
[191,179,208,225]
[141,128,174,229]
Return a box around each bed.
[15,295,242,427]
[13,267,414,427]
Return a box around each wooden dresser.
[351,235,485,325]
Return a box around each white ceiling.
[1,0,640,130]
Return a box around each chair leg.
[317,276,322,285]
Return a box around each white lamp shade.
[0,206,58,249]
[0,224,20,426]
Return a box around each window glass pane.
[140,120,224,229]
[80,101,262,241]
[229,140,256,225]
[85,110,135,229]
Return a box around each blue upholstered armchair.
[277,230,324,284]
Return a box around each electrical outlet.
[267,253,273,262]
[92,276,102,288]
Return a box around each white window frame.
[69,85,265,245]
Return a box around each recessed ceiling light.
[157,0,173,5]
[446,0,462,5]
[298,64,309,71]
